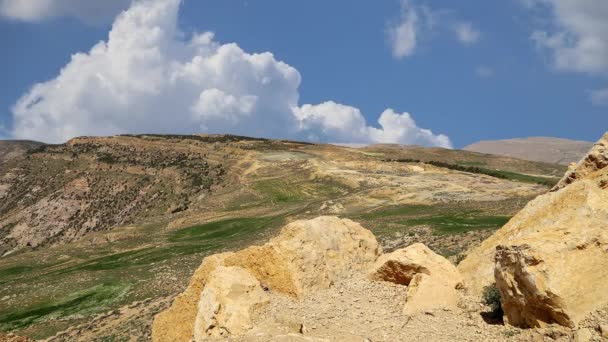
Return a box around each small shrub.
[482,284,503,319]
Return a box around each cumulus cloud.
[294,102,451,148]
[454,22,480,45]
[527,0,608,74]
[590,88,608,106]
[10,0,451,148]
[0,0,131,24]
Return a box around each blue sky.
[0,0,606,147]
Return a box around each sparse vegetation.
[400,214,511,235]
[385,158,559,186]
[482,284,503,319]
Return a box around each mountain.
[0,140,44,163]
[0,133,568,339]
[463,137,593,165]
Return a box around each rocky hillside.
[464,136,593,165]
[0,135,229,256]
[0,140,44,163]
[0,133,571,340]
[150,132,608,341]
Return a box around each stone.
[152,253,233,342]
[369,243,463,315]
[457,133,608,328]
[599,324,608,339]
[574,328,593,342]
[459,176,608,297]
[193,266,269,340]
[153,216,381,341]
[553,132,608,191]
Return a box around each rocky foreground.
[151,133,608,342]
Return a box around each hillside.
[0,140,44,164]
[0,134,567,339]
[463,137,593,165]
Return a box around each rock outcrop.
[152,216,381,341]
[369,243,463,315]
[457,132,608,328]
[553,132,608,190]
[193,266,269,340]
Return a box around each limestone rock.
[553,132,608,191]
[457,133,608,328]
[269,216,381,297]
[152,253,232,342]
[458,167,608,297]
[193,266,269,340]
[369,243,463,315]
[153,216,381,341]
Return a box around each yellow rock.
[152,216,381,341]
[458,132,608,328]
[193,266,269,340]
[369,243,463,315]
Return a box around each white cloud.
[454,22,480,45]
[0,0,131,24]
[10,0,451,149]
[475,66,495,78]
[387,0,420,59]
[294,102,452,148]
[527,0,608,74]
[590,88,608,106]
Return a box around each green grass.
[483,169,558,186]
[253,179,308,203]
[0,265,33,278]
[386,159,559,186]
[356,205,433,220]
[400,214,511,235]
[170,216,281,243]
[457,161,486,167]
[252,178,348,205]
[54,244,218,274]
[0,283,130,331]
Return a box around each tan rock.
[458,175,608,298]
[599,324,608,339]
[193,266,269,340]
[574,328,593,342]
[457,133,608,328]
[269,216,381,297]
[152,252,233,342]
[553,132,608,191]
[153,216,381,341]
[369,243,463,315]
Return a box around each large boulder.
[457,132,608,328]
[193,266,269,340]
[152,216,381,341]
[369,243,463,315]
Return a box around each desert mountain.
[0,140,44,164]
[0,133,566,339]
[464,137,593,165]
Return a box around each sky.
[0,0,606,148]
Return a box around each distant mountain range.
[464,137,594,165]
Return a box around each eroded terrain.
[0,135,565,339]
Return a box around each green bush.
[482,284,503,318]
